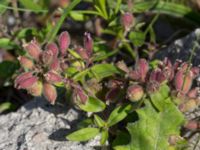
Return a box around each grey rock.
[0,98,100,150]
[154,28,200,66]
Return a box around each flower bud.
[127,85,144,102]
[84,32,93,57]
[150,69,166,83]
[188,88,198,98]
[18,56,34,69]
[43,83,57,104]
[16,76,38,89]
[129,70,140,80]
[121,12,134,31]
[28,81,43,96]
[168,135,183,146]
[60,61,69,71]
[44,71,62,84]
[191,66,200,78]
[73,87,88,104]
[23,40,41,60]
[106,88,120,103]
[163,58,174,81]
[137,59,149,82]
[15,72,33,87]
[184,120,199,130]
[179,99,197,112]
[107,79,123,89]
[50,58,60,71]
[41,50,53,65]
[59,31,70,56]
[46,43,59,58]
[116,61,129,73]
[146,81,160,93]
[174,70,193,94]
[76,47,89,61]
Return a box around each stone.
[154,28,200,66]
[0,98,101,150]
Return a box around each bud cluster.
[15,31,93,104]
[115,58,200,108]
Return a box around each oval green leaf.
[66,127,100,142]
[79,97,106,112]
[107,104,132,127]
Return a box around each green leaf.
[100,129,108,145]
[73,63,121,82]
[0,0,9,14]
[94,115,105,127]
[117,95,185,150]
[0,102,16,113]
[129,31,146,47]
[90,64,121,80]
[66,127,100,142]
[0,61,19,78]
[150,84,170,111]
[113,131,130,149]
[70,11,85,21]
[0,38,17,50]
[107,104,132,127]
[79,97,106,112]
[19,0,43,11]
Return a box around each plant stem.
[47,0,81,42]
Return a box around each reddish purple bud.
[107,79,123,89]
[121,12,134,31]
[137,59,149,82]
[191,66,200,78]
[23,40,41,60]
[18,56,34,69]
[174,70,193,94]
[173,59,182,71]
[60,61,69,71]
[15,72,33,87]
[40,50,53,65]
[163,58,174,81]
[168,135,183,146]
[28,81,43,96]
[146,81,160,93]
[150,69,166,83]
[44,71,62,84]
[116,61,129,73]
[187,88,198,98]
[184,120,199,130]
[84,32,93,57]
[129,70,140,80]
[76,47,89,60]
[106,88,121,103]
[50,58,60,71]
[179,99,197,112]
[127,84,144,102]
[16,76,38,89]
[46,43,59,58]
[43,83,57,104]
[73,87,88,104]
[59,31,70,56]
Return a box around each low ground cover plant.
[1,0,200,149]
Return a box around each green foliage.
[107,104,132,127]
[66,127,100,141]
[73,63,121,82]
[115,85,185,150]
[0,61,18,79]
[78,97,106,112]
